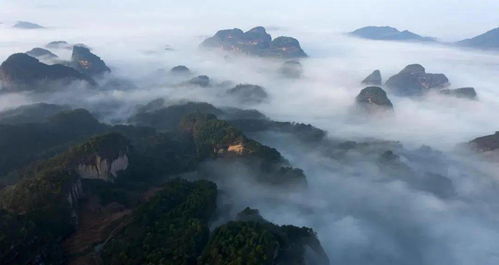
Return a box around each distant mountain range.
[456,27,499,50]
[350,26,499,51]
[350,26,435,42]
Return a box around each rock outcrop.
[0,132,131,247]
[0,53,95,91]
[439,87,477,99]
[180,113,307,187]
[170,65,191,75]
[187,75,210,87]
[226,84,268,104]
[26,48,58,59]
[280,60,303,78]
[350,26,435,42]
[356,86,394,112]
[73,133,130,182]
[201,27,270,54]
[362,70,382,86]
[385,64,449,96]
[201,26,306,58]
[71,46,111,76]
[236,207,267,222]
[266,36,307,58]
[469,132,499,153]
[77,154,129,182]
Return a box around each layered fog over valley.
[1,1,499,265]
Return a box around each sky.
[1,0,499,41]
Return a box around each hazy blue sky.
[1,0,499,41]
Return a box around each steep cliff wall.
[77,154,129,182]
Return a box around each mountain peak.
[71,46,111,76]
[350,26,435,42]
[201,26,306,58]
[457,27,499,50]
[0,53,95,91]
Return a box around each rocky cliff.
[201,26,307,58]
[0,53,95,91]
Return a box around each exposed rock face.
[385,64,449,96]
[469,131,499,152]
[201,26,306,58]
[267,36,307,58]
[280,60,303,78]
[350,26,435,42]
[77,154,129,182]
[202,28,244,49]
[457,27,499,50]
[64,133,131,183]
[66,178,83,209]
[46,41,72,49]
[226,84,268,104]
[356,86,394,112]
[0,132,131,249]
[0,53,95,91]
[362,70,382,85]
[74,133,130,168]
[170,65,191,75]
[66,178,83,224]
[71,46,111,76]
[243,26,273,49]
[187,75,210,87]
[13,21,44,29]
[26,48,58,59]
[226,143,245,154]
[440,87,477,99]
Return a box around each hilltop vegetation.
[101,179,217,265]
[0,104,320,265]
